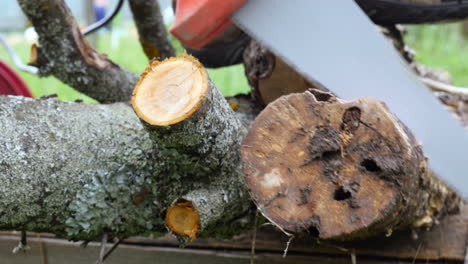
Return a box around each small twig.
[250,209,260,264]
[420,77,468,97]
[21,230,27,246]
[97,233,108,264]
[38,234,48,264]
[282,235,294,258]
[12,230,30,254]
[351,250,357,264]
[411,243,423,264]
[464,246,467,264]
[102,238,122,262]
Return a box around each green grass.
[1,22,468,103]
[0,35,95,102]
[405,22,468,87]
[0,25,250,103]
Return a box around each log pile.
[2,0,467,262]
[0,55,464,262]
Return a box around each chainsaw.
[170,0,468,196]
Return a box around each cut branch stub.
[132,55,208,126]
[132,55,252,241]
[166,200,199,241]
[241,90,460,240]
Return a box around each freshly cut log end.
[166,201,200,241]
[132,55,208,126]
[241,89,458,240]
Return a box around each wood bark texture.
[17,0,138,103]
[128,0,176,60]
[0,96,160,241]
[241,89,461,240]
[0,94,256,243]
[132,55,253,242]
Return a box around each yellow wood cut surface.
[132,55,208,126]
[166,201,200,241]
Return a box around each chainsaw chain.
[356,0,468,25]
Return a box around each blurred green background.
[1,22,468,103]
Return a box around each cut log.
[17,0,138,103]
[241,89,461,240]
[128,0,176,60]
[132,55,253,241]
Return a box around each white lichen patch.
[261,168,284,189]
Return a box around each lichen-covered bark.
[17,0,138,103]
[241,90,461,240]
[149,80,253,239]
[133,61,253,240]
[0,96,161,240]
[128,0,175,60]
[0,92,257,243]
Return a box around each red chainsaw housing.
[170,0,247,49]
[0,60,32,97]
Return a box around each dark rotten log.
[17,0,138,103]
[128,0,176,60]
[241,89,461,240]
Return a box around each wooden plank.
[0,235,451,264]
[128,204,468,261]
[1,204,465,263]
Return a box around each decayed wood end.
[243,40,316,105]
[132,55,208,126]
[241,89,460,240]
[166,201,199,241]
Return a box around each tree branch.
[0,96,158,240]
[128,0,176,60]
[131,55,253,242]
[17,0,138,103]
[0,57,256,242]
[420,77,468,97]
